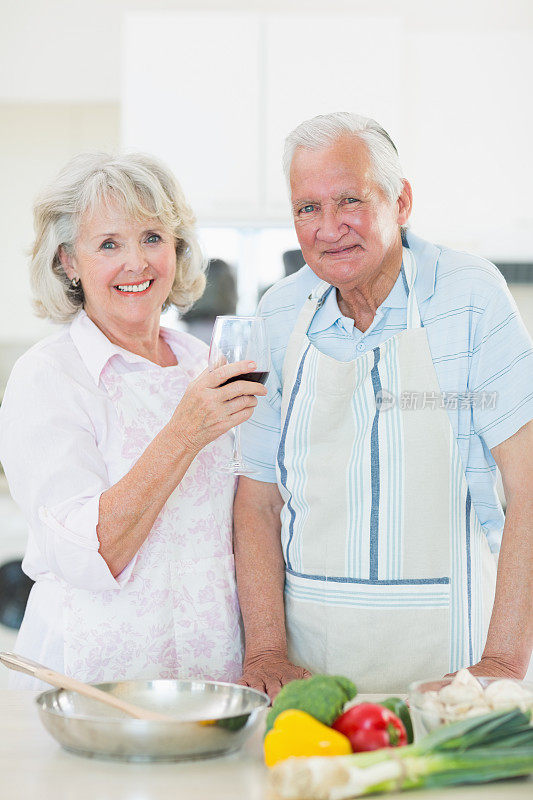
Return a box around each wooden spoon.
[0,651,174,722]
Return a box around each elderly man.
[235,112,533,696]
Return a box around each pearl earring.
[71,277,80,287]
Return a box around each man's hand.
[466,657,526,680]
[446,656,526,681]
[238,650,311,700]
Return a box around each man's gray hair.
[283,112,404,202]
[30,152,207,323]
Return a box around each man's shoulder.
[259,265,321,315]
[259,266,321,349]
[434,243,507,299]
[415,233,509,308]
[409,231,509,312]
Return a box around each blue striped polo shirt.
[241,230,533,552]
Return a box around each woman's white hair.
[283,112,404,202]
[30,152,207,323]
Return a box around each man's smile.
[322,244,362,256]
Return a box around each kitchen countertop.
[1,690,532,800]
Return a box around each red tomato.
[332,703,407,752]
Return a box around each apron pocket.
[170,553,243,682]
[324,597,451,693]
[285,573,451,693]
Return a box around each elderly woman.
[0,152,266,688]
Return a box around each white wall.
[2,0,532,102]
[0,104,119,344]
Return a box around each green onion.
[269,708,533,799]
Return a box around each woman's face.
[61,199,177,337]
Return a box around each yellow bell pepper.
[264,708,352,767]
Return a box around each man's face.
[290,135,409,291]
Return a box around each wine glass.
[208,315,270,475]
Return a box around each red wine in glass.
[221,371,270,386]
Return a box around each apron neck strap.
[281,280,330,384]
[298,280,332,336]
[402,246,422,329]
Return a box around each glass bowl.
[408,675,533,740]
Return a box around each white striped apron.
[276,246,497,692]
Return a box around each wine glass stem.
[233,423,243,464]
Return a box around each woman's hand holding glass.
[209,316,270,474]
[169,360,267,455]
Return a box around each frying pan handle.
[0,651,45,677]
[0,650,173,721]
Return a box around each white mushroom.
[439,682,484,708]
[452,668,483,689]
[484,680,533,711]
[420,691,447,717]
[417,669,533,727]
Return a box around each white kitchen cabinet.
[122,12,263,223]
[263,14,403,216]
[122,12,403,225]
[122,10,533,256]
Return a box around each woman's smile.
[113,278,155,294]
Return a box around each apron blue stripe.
[292,347,317,571]
[369,348,382,580]
[466,489,473,664]
[278,342,312,570]
[450,439,463,671]
[286,567,449,585]
[348,355,371,578]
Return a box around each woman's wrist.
[166,416,203,460]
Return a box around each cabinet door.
[405,30,533,255]
[122,12,262,222]
[122,12,403,224]
[264,14,404,217]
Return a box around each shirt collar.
[308,230,441,333]
[380,230,440,309]
[308,286,347,335]
[69,310,184,385]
